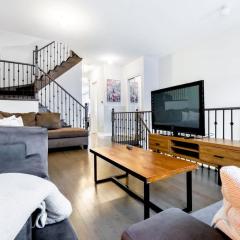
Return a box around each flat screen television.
[151,80,205,136]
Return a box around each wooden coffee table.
[90,144,197,219]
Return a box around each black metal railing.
[0,60,35,99]
[37,68,88,129]
[112,107,240,149]
[33,41,70,74]
[205,107,240,140]
[112,109,152,149]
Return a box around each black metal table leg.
[217,166,222,186]
[94,154,97,183]
[144,182,150,219]
[186,171,192,212]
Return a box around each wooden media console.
[149,134,240,168]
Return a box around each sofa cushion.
[15,112,36,126]
[48,128,88,139]
[191,201,223,225]
[121,208,228,240]
[36,112,61,130]
[33,219,78,240]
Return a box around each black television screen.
[151,80,205,136]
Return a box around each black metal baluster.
[208,110,210,137]
[63,44,66,61]
[223,110,225,139]
[61,89,63,119]
[8,63,10,93]
[50,44,52,70]
[69,95,71,125]
[79,108,82,128]
[44,75,46,107]
[57,85,59,113]
[76,104,78,128]
[57,43,59,66]
[73,101,75,127]
[65,92,67,124]
[43,49,45,72]
[230,109,234,140]
[53,82,55,112]
[17,64,19,92]
[3,62,5,89]
[214,110,217,139]
[13,64,15,98]
[60,43,62,64]
[54,42,56,68]
[47,46,49,72]
[22,65,24,98]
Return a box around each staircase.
[0,41,88,129]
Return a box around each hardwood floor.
[48,134,222,240]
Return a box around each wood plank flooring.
[48,134,222,240]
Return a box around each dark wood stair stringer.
[35,51,82,91]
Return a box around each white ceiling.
[0,0,240,64]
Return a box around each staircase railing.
[33,41,70,74]
[37,68,88,129]
[0,60,35,99]
[0,60,88,129]
[111,109,151,149]
[112,107,240,149]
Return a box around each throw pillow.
[0,111,12,118]
[36,112,61,130]
[212,166,240,240]
[15,112,36,126]
[0,115,24,127]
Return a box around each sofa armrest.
[0,126,48,175]
[121,208,228,240]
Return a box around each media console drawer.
[200,145,240,166]
[149,137,169,153]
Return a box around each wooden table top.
[90,144,198,183]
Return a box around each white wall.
[55,62,82,103]
[123,57,144,111]
[0,30,49,63]
[143,56,160,110]
[0,100,38,113]
[123,56,160,111]
[88,63,126,134]
[158,31,240,140]
[159,31,240,108]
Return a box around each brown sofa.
[0,111,89,150]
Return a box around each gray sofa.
[0,111,89,150]
[0,126,78,240]
[121,201,230,240]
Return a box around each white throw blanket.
[212,166,240,240]
[0,173,72,240]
